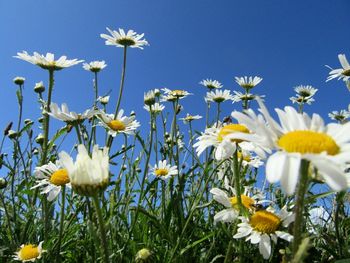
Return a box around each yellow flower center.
[171,90,186,97]
[237,151,251,162]
[277,130,340,155]
[50,169,70,186]
[107,120,126,131]
[342,69,350,77]
[217,124,250,142]
[155,168,169,176]
[250,210,281,234]
[230,195,255,210]
[19,244,40,260]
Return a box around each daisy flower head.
[290,85,318,106]
[234,206,294,259]
[144,89,157,106]
[15,51,83,71]
[210,187,260,224]
[179,113,202,124]
[235,76,263,90]
[48,103,97,124]
[98,109,140,136]
[232,98,350,195]
[82,60,107,73]
[59,144,109,196]
[143,103,165,114]
[290,96,315,106]
[13,241,46,262]
[326,54,350,82]
[294,85,318,98]
[150,160,178,180]
[328,110,350,123]
[31,161,71,201]
[199,79,223,90]
[205,89,233,103]
[161,88,192,102]
[232,91,265,107]
[13,77,25,86]
[100,28,149,49]
[194,122,252,160]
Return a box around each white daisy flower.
[13,241,46,262]
[326,54,350,82]
[232,91,264,103]
[179,113,202,124]
[294,85,318,98]
[199,79,223,89]
[328,110,350,122]
[150,160,178,180]
[194,123,254,160]
[144,90,157,106]
[100,28,149,49]
[15,51,83,71]
[59,144,109,196]
[234,207,294,259]
[160,88,192,102]
[290,96,315,105]
[143,103,165,114]
[235,76,263,90]
[82,60,107,73]
[48,103,97,123]
[31,162,71,201]
[231,98,350,195]
[97,109,140,136]
[205,89,233,103]
[210,188,260,224]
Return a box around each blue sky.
[1,0,350,149]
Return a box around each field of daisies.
[1,27,350,263]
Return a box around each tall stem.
[92,194,110,263]
[56,185,66,263]
[292,159,309,256]
[114,46,128,117]
[17,84,23,132]
[107,46,128,148]
[41,69,54,165]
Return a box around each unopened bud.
[34,81,45,94]
[0,178,7,189]
[13,77,25,86]
[4,122,13,136]
[35,134,44,144]
[7,130,17,139]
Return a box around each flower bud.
[35,134,44,144]
[7,130,17,139]
[13,77,25,85]
[0,178,7,189]
[34,81,45,94]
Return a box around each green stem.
[292,159,309,256]
[56,186,66,263]
[216,102,221,125]
[92,194,110,263]
[17,84,23,132]
[107,46,128,149]
[41,69,54,165]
